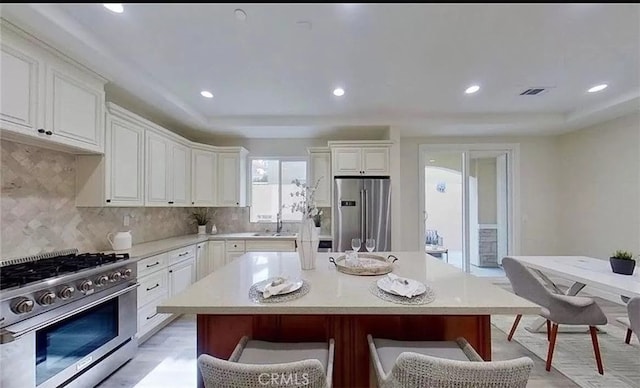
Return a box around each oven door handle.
[0,283,139,344]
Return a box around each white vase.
[297,218,319,270]
[210,224,217,235]
[197,225,207,235]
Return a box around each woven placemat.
[369,281,436,305]
[249,278,310,303]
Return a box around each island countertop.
[158,251,539,315]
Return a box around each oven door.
[0,282,138,388]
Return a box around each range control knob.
[122,268,133,278]
[78,280,94,293]
[59,286,75,300]
[12,297,35,314]
[109,272,122,282]
[38,292,56,306]
[96,275,109,287]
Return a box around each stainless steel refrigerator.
[333,176,391,252]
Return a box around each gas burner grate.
[0,252,130,290]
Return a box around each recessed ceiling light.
[200,91,214,99]
[234,9,247,21]
[587,84,608,93]
[333,88,345,97]
[465,85,480,94]
[429,159,436,163]
[103,4,124,13]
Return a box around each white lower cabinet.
[197,241,225,280]
[225,251,245,265]
[169,257,196,297]
[135,248,195,344]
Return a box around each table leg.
[525,271,602,333]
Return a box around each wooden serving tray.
[329,253,399,276]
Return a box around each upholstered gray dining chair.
[367,335,533,388]
[625,297,640,343]
[198,336,335,388]
[502,257,608,375]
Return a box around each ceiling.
[2,3,639,138]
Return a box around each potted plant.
[610,250,636,275]
[192,208,210,235]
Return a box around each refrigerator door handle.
[360,189,365,243]
[364,189,369,240]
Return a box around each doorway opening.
[419,144,519,277]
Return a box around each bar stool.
[367,335,533,388]
[198,336,334,388]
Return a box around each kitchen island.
[159,251,539,387]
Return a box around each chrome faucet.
[276,212,283,233]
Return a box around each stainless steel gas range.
[0,249,139,388]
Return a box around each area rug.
[492,315,640,388]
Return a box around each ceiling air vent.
[520,88,548,96]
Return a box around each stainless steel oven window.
[35,298,118,385]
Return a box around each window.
[250,159,307,223]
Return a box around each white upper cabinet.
[45,62,104,152]
[171,142,191,206]
[145,128,192,207]
[0,39,40,134]
[330,142,392,177]
[217,149,248,207]
[0,22,105,154]
[361,147,390,175]
[191,149,217,206]
[332,148,362,175]
[76,105,144,207]
[105,114,145,205]
[145,131,172,205]
[308,148,331,207]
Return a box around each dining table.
[159,251,539,388]
[508,256,640,332]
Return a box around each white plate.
[257,280,303,295]
[377,276,426,298]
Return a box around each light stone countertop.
[158,251,540,315]
[106,233,333,261]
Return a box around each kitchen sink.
[252,232,297,237]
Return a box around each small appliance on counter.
[107,230,132,251]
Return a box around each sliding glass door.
[420,145,516,276]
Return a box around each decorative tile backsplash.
[208,207,331,236]
[1,140,332,260]
[1,140,196,259]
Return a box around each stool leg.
[508,314,522,341]
[589,326,604,375]
[546,323,558,372]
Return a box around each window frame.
[248,156,308,224]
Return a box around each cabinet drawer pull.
[168,201,174,204]
[146,312,159,320]
[37,128,45,134]
[178,252,189,257]
[146,283,160,291]
[146,261,160,268]
[45,130,53,136]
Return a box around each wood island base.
[197,314,491,388]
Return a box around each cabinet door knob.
[236,202,239,206]
[37,128,45,134]
[45,131,53,136]
[106,199,111,203]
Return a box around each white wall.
[400,135,561,255]
[557,112,640,259]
